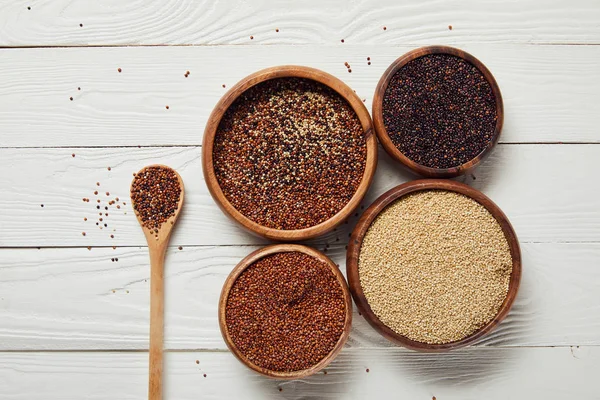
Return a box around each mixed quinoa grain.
[358,190,512,344]
[213,78,366,230]
[382,54,497,169]
[225,251,347,372]
[130,166,182,231]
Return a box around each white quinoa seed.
[358,190,512,344]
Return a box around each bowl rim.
[218,243,353,378]
[372,45,504,178]
[346,179,521,352]
[202,65,378,241]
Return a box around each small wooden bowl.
[372,46,504,178]
[346,180,521,352]
[203,66,378,241]
[219,244,353,379]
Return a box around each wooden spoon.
[130,165,184,400]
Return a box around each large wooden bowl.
[372,46,504,178]
[346,180,521,351]
[219,244,353,379]
[203,66,378,241]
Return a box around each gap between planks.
[0,344,595,353]
[2,142,600,150]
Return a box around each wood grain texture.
[1,144,600,247]
[0,243,598,351]
[218,244,352,379]
[202,66,378,241]
[372,46,504,178]
[1,0,599,46]
[1,347,598,399]
[346,180,521,351]
[0,45,599,147]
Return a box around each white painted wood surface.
[1,347,597,399]
[0,45,599,147]
[1,243,599,351]
[1,0,599,46]
[1,144,599,247]
[1,1,599,398]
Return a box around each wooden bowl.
[346,179,521,352]
[372,46,504,178]
[219,244,353,379]
[203,66,378,241]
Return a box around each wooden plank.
[1,144,599,248]
[0,347,597,399]
[1,0,599,46]
[1,243,598,350]
[0,45,599,147]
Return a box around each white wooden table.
[1,1,599,398]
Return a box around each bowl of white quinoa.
[346,179,521,351]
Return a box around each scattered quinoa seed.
[118,68,122,73]
[449,25,453,30]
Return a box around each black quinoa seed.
[213,78,366,230]
[382,54,497,169]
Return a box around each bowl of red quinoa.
[346,180,521,351]
[203,66,378,241]
[372,46,504,178]
[219,244,352,378]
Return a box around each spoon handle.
[148,243,167,400]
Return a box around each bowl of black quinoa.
[372,46,503,178]
[203,66,378,241]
